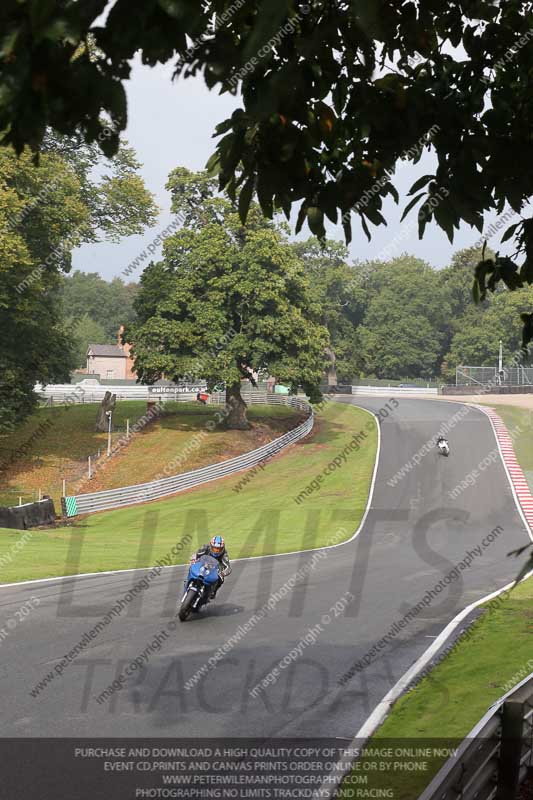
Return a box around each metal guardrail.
[351,385,439,396]
[442,384,533,396]
[61,396,312,517]
[419,673,533,800]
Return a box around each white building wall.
[87,355,126,379]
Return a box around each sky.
[73,58,513,281]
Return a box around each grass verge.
[0,401,300,508]
[338,568,533,797]
[0,402,377,583]
[481,403,533,485]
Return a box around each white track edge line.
[355,568,533,742]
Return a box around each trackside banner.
[0,737,464,799]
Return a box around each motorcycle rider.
[437,435,449,452]
[189,535,231,599]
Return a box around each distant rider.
[190,535,231,599]
[437,435,449,450]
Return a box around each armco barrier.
[442,384,533,396]
[61,396,312,517]
[352,385,439,396]
[418,672,533,799]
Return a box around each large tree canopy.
[355,255,452,380]
[0,138,156,430]
[60,270,138,339]
[292,238,362,384]
[443,288,533,377]
[1,0,533,323]
[128,169,329,428]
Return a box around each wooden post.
[106,410,112,456]
[126,419,130,437]
[38,488,42,501]
[62,478,66,497]
[88,456,92,479]
[18,496,22,506]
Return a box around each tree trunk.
[325,346,338,388]
[95,391,116,432]
[225,382,250,429]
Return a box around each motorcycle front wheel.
[179,587,197,621]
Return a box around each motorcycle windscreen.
[189,555,220,584]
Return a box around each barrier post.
[497,688,530,798]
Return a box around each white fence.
[36,382,296,405]
[351,385,439,396]
[35,381,202,404]
[61,395,312,517]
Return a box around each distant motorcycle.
[179,555,220,621]
[437,438,450,457]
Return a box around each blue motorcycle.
[179,555,220,621]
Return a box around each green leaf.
[307,206,325,238]
[205,151,221,175]
[342,217,352,245]
[408,175,434,195]
[519,259,533,284]
[384,182,399,204]
[243,0,289,62]
[501,221,521,244]
[256,170,274,218]
[418,204,429,239]
[364,206,386,227]
[401,192,425,222]
[360,214,371,242]
[214,119,233,136]
[238,178,254,225]
[433,201,456,244]
[295,202,308,235]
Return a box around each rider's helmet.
[209,535,225,557]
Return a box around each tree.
[443,288,533,377]
[2,1,533,279]
[69,313,108,368]
[0,139,156,430]
[356,256,451,380]
[293,238,362,384]
[60,271,138,339]
[128,169,329,429]
[437,245,495,366]
[440,246,494,323]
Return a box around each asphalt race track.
[1,398,531,742]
